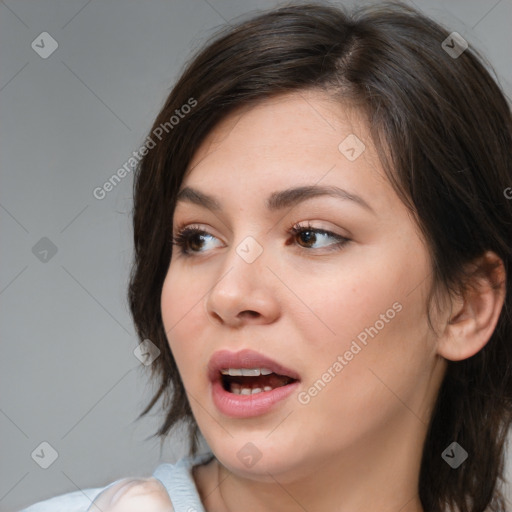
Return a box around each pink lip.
[208,349,301,419]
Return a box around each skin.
[88,477,174,511]
[158,90,505,512]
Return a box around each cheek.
[294,269,434,430]
[294,300,433,451]
[160,269,207,375]
[289,241,433,378]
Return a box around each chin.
[208,435,308,482]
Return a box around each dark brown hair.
[128,2,512,510]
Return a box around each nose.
[204,239,280,327]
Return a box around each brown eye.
[171,226,221,256]
[289,223,350,252]
[295,228,318,248]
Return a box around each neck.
[195,415,427,512]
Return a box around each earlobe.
[436,251,506,362]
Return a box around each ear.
[436,251,506,361]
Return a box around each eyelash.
[171,221,350,257]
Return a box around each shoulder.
[88,477,174,512]
[20,487,105,512]
[20,453,210,512]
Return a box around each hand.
[87,477,174,512]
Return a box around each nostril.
[240,310,259,319]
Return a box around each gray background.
[1,0,511,510]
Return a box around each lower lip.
[211,378,300,418]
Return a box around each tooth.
[240,368,260,376]
[222,367,276,376]
[240,388,252,395]
[232,387,241,395]
[263,386,272,392]
[251,388,262,394]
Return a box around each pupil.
[190,234,204,251]
[301,231,315,245]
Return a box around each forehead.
[178,90,397,218]
[188,91,366,168]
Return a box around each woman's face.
[161,90,446,483]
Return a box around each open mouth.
[209,351,301,417]
[220,368,298,395]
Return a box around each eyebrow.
[175,184,376,215]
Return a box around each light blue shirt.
[20,451,215,512]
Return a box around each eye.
[171,222,350,257]
[171,224,221,256]
[288,222,350,252]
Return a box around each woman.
[22,1,511,511]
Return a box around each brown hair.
[128,2,512,510]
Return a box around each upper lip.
[207,349,301,383]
